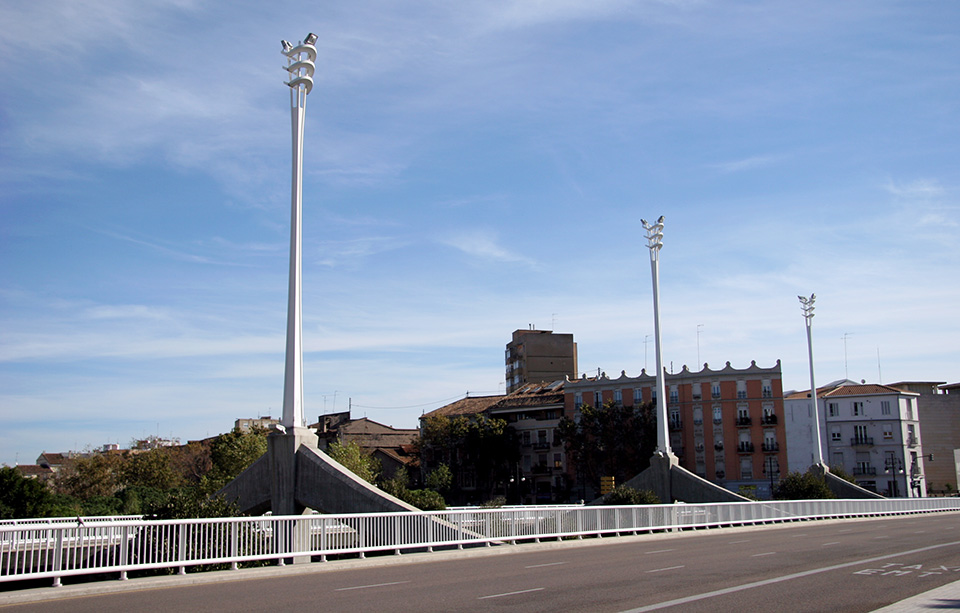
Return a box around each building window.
[905,399,914,420]
[762,380,772,398]
[614,389,622,405]
[883,424,893,440]
[574,393,583,409]
[693,407,703,426]
[852,401,863,416]
[553,453,562,469]
[670,385,679,403]
[594,391,602,407]
[828,402,839,417]
[713,405,722,424]
[881,400,891,415]
[711,383,721,399]
[692,384,702,400]
[740,458,753,480]
[736,380,747,399]
[831,426,841,442]
[634,389,643,405]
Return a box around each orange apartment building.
[564,360,787,499]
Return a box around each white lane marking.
[646,565,684,573]
[837,529,853,533]
[822,542,841,547]
[479,588,545,600]
[752,552,777,557]
[914,530,926,534]
[728,539,751,544]
[645,549,676,554]
[620,540,960,613]
[335,581,410,591]
[874,536,890,539]
[790,534,807,538]
[526,562,567,569]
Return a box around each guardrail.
[3,498,959,587]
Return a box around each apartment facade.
[505,329,577,394]
[889,381,960,494]
[784,382,926,497]
[564,360,787,499]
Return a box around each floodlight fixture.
[304,32,318,45]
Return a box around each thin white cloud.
[440,230,537,267]
[708,154,780,174]
[883,179,945,199]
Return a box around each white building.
[785,381,925,497]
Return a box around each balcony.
[533,441,550,450]
[713,417,723,425]
[737,442,755,453]
[669,420,683,431]
[854,466,877,476]
[907,436,918,448]
[761,414,778,425]
[714,443,724,451]
[850,437,874,447]
[761,441,779,453]
[530,464,553,475]
[762,389,772,398]
[693,418,704,426]
[736,416,752,427]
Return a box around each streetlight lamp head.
[304,32,318,45]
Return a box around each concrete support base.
[217,427,417,516]
[598,453,751,504]
[808,463,885,499]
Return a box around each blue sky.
[2,1,958,466]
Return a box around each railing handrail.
[3,498,959,587]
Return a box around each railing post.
[230,522,238,570]
[51,527,64,587]
[177,522,187,575]
[119,525,130,580]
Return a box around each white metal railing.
[2,498,959,587]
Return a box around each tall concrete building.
[784,382,926,497]
[564,360,787,499]
[889,381,960,494]
[505,329,577,394]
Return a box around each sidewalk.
[871,578,960,612]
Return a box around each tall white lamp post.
[642,216,670,456]
[280,33,317,430]
[799,293,824,466]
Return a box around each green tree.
[773,471,836,500]
[558,401,658,499]
[327,441,381,484]
[829,465,856,484]
[425,464,452,494]
[201,427,268,492]
[53,453,124,499]
[602,485,660,505]
[123,448,183,491]
[0,467,59,519]
[419,415,518,505]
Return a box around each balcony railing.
[736,416,752,427]
[533,442,550,450]
[738,442,755,453]
[761,414,778,425]
[714,443,724,451]
[669,420,683,431]
[854,466,877,476]
[762,441,779,453]
[907,436,918,447]
[850,437,874,446]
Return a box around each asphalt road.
[5,513,960,612]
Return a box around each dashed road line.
[479,588,545,600]
[752,552,777,557]
[645,549,676,554]
[646,566,684,573]
[526,562,567,569]
[335,581,410,591]
[822,542,841,547]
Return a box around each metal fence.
[3,497,959,587]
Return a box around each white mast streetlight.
[642,216,670,456]
[280,33,317,430]
[799,293,824,466]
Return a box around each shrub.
[773,471,835,500]
[603,485,660,505]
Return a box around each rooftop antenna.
[842,332,853,379]
[696,324,704,370]
[877,347,883,383]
